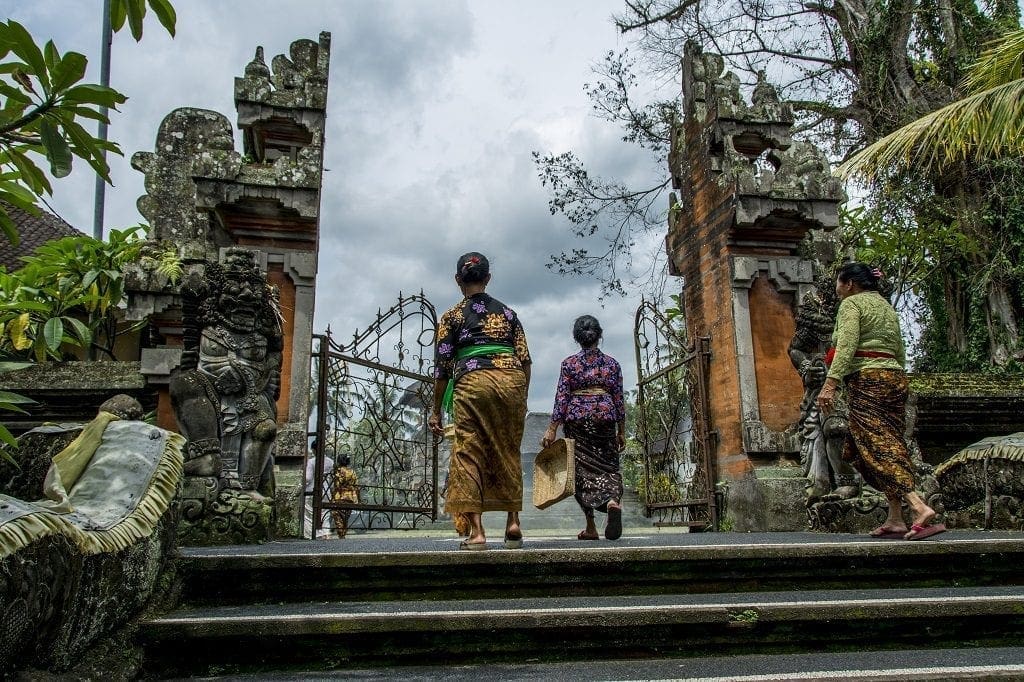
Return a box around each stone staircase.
[138,530,1024,678]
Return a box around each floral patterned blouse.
[433,293,531,382]
[551,347,626,423]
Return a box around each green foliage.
[111,0,177,41]
[137,241,183,284]
[0,226,145,361]
[0,360,32,461]
[847,155,1024,372]
[729,608,760,624]
[0,3,176,242]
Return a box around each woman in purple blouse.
[541,315,626,540]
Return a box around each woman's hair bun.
[573,314,602,346]
[456,251,490,284]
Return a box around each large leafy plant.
[0,226,149,361]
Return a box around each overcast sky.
[6,1,675,415]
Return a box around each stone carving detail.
[679,42,845,228]
[233,34,329,190]
[169,248,282,545]
[235,37,329,109]
[131,108,242,257]
[788,270,861,505]
[768,140,838,200]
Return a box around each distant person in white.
[304,439,334,539]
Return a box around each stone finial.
[245,46,271,79]
[234,33,330,109]
[752,70,780,106]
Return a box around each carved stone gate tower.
[125,34,330,528]
[666,44,844,530]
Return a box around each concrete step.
[173,531,1024,605]
[139,586,1024,677]
[172,646,1024,681]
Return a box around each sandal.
[459,539,487,551]
[869,526,907,539]
[577,530,599,540]
[904,523,947,541]
[605,504,622,541]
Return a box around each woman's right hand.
[428,412,444,437]
[541,424,558,449]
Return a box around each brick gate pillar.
[666,43,844,530]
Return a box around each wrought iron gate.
[633,299,718,529]
[309,292,439,534]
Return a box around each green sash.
[442,344,515,417]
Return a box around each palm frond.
[836,79,1024,181]
[837,27,1024,182]
[962,28,1024,93]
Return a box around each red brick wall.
[748,275,802,430]
[669,115,750,477]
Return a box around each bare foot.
[911,507,936,528]
[577,529,599,540]
[870,525,907,536]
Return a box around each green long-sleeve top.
[827,291,906,381]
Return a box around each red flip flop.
[905,523,947,541]
[869,528,907,540]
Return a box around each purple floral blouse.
[551,348,625,423]
[434,293,531,382]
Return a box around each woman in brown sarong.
[816,262,942,540]
[542,315,626,541]
[428,252,531,550]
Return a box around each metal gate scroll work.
[310,292,438,533]
[634,299,717,529]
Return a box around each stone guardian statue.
[170,248,283,500]
[789,272,861,503]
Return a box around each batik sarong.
[564,418,623,513]
[842,368,915,497]
[444,368,527,513]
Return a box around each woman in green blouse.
[816,262,942,540]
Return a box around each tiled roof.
[0,202,83,271]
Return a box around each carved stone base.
[177,481,275,546]
[807,491,890,533]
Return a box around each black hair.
[573,315,603,347]
[836,262,881,291]
[455,252,490,284]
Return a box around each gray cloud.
[10,0,678,412]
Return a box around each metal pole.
[92,0,112,239]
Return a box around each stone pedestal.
[756,466,810,531]
[178,483,274,546]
